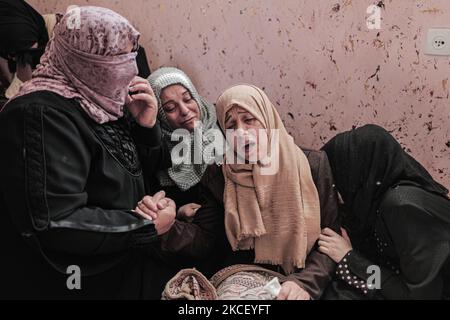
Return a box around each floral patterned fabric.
[162,269,218,300]
[162,265,286,300]
[211,264,286,300]
[215,271,276,300]
[11,6,139,124]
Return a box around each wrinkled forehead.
[218,85,260,107]
[57,6,139,55]
[152,70,198,98]
[224,104,255,120]
[217,85,266,126]
[160,84,190,100]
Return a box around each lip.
[181,117,196,125]
[244,141,257,153]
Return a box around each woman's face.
[224,104,268,162]
[160,84,200,132]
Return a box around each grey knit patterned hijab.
[148,67,223,191]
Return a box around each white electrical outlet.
[425,28,450,56]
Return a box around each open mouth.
[244,141,257,153]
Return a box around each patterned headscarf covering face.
[10,6,139,124]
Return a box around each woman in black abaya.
[318,124,450,300]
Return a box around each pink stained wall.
[28,0,450,188]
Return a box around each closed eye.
[244,117,256,124]
[225,121,236,130]
[163,103,176,113]
[182,91,193,101]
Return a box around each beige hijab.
[216,84,321,274]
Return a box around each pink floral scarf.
[11,6,139,124]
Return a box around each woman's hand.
[277,281,310,300]
[134,191,167,220]
[134,191,177,235]
[177,203,201,222]
[318,227,353,263]
[153,197,176,235]
[126,76,158,128]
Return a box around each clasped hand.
[134,191,176,235]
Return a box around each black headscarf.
[322,124,448,246]
[0,0,48,58]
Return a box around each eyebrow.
[162,100,175,108]
[225,109,251,123]
[162,90,191,107]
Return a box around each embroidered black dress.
[326,183,450,300]
[322,124,450,300]
[0,90,173,299]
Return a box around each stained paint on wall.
[28,0,450,188]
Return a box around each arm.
[160,185,225,260]
[0,103,158,258]
[131,120,172,174]
[286,151,340,300]
[126,76,172,175]
[337,201,448,300]
[336,249,411,299]
[379,200,447,299]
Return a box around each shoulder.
[1,91,86,124]
[0,91,92,146]
[379,185,450,227]
[382,185,449,212]
[3,91,79,113]
[381,185,428,212]
[302,148,326,163]
[379,186,450,261]
[201,164,225,203]
[300,148,331,178]
[202,164,225,187]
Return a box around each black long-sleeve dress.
[0,90,174,299]
[324,182,450,300]
[160,149,341,300]
[322,124,450,300]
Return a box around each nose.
[235,128,250,144]
[179,102,190,116]
[235,119,248,131]
[237,124,254,138]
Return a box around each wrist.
[337,249,353,264]
[137,118,157,129]
[131,121,162,147]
